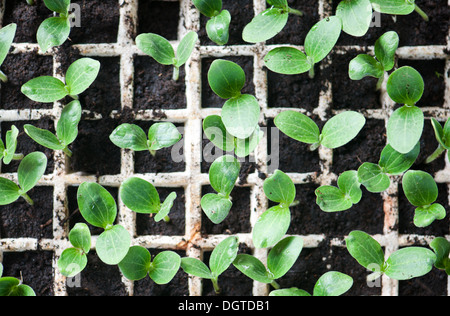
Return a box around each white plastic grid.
[0,0,448,296]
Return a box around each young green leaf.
[58,223,91,277]
[22,58,100,102]
[192,0,222,17]
[65,58,101,96]
[402,170,446,227]
[110,122,181,156]
[378,142,420,175]
[44,0,70,15]
[374,31,399,72]
[96,224,131,265]
[208,59,245,99]
[0,178,21,206]
[426,118,450,164]
[136,31,198,80]
[221,94,260,140]
[56,100,82,150]
[180,236,239,294]
[0,277,36,296]
[274,111,320,145]
[316,170,362,212]
[201,155,240,224]
[429,237,450,273]
[387,66,424,106]
[371,0,429,21]
[203,115,236,153]
[263,169,296,206]
[119,246,181,284]
[264,47,312,75]
[384,247,436,281]
[346,230,437,281]
[349,54,385,80]
[206,10,231,46]
[312,271,354,297]
[253,170,296,248]
[0,23,17,82]
[37,16,71,53]
[275,111,365,150]
[24,125,66,151]
[336,0,372,37]
[1,125,23,165]
[387,105,424,154]
[234,237,303,288]
[242,7,289,43]
[357,162,391,193]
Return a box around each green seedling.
[349,31,399,90]
[77,182,131,265]
[386,66,425,154]
[24,100,82,158]
[429,237,450,275]
[234,236,303,289]
[336,0,373,37]
[22,58,100,103]
[275,110,365,151]
[264,16,342,78]
[242,0,304,43]
[208,59,261,139]
[136,31,198,81]
[0,263,35,296]
[426,117,450,164]
[180,236,239,294]
[193,0,231,45]
[37,0,75,52]
[0,152,47,206]
[269,271,353,296]
[315,170,363,213]
[0,125,24,166]
[252,170,297,249]
[120,177,177,223]
[402,170,446,228]
[201,155,240,224]
[357,142,420,193]
[0,23,17,82]
[346,230,436,281]
[26,0,34,4]
[371,0,429,21]
[110,122,181,157]
[203,115,264,158]
[58,223,91,277]
[119,246,181,284]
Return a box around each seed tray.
[0,0,449,296]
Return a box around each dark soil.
[1,118,55,175]
[332,118,387,175]
[327,51,382,110]
[288,183,385,236]
[267,0,320,45]
[66,251,127,296]
[278,242,382,296]
[267,119,321,174]
[69,118,121,175]
[3,0,52,43]
[201,56,254,108]
[69,0,120,44]
[1,53,54,110]
[134,56,187,110]
[138,0,180,40]
[266,61,327,111]
[0,186,54,239]
[1,250,54,296]
[136,187,186,236]
[202,243,253,296]
[201,186,252,235]
[198,0,254,46]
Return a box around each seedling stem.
[212,277,221,294]
[13,153,24,161]
[288,7,303,16]
[173,66,180,81]
[308,65,315,79]
[0,70,8,83]
[63,147,73,158]
[376,76,384,91]
[425,145,445,164]
[21,193,34,206]
[270,280,281,289]
[414,5,429,21]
